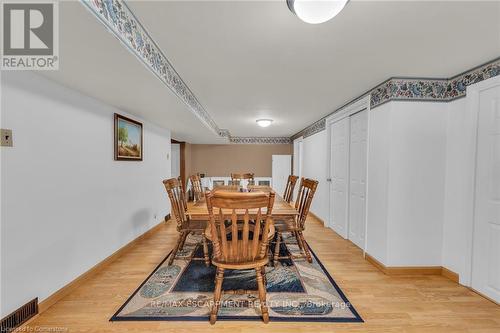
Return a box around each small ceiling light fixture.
[256,119,273,127]
[287,0,349,24]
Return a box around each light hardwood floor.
[24,216,500,332]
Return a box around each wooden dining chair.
[283,175,299,203]
[205,190,275,324]
[163,178,210,266]
[273,178,318,264]
[189,174,204,202]
[230,173,255,186]
[177,175,186,196]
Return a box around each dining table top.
[187,185,298,221]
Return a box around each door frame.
[465,75,500,287]
[326,95,371,251]
[327,117,350,237]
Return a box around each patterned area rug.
[111,234,363,322]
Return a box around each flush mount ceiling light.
[287,0,349,24]
[256,119,273,127]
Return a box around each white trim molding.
[325,95,370,125]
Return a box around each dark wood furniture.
[163,178,210,266]
[205,190,276,324]
[283,175,299,203]
[273,178,318,263]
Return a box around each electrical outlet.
[1,129,13,147]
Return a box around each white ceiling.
[40,1,227,143]
[41,0,500,142]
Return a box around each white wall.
[385,101,447,266]
[292,79,498,281]
[292,137,303,202]
[441,76,500,286]
[301,131,329,221]
[171,143,181,178]
[0,72,171,316]
[299,101,448,267]
[365,102,391,263]
[442,97,479,284]
[366,101,448,266]
[293,138,302,178]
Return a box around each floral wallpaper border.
[293,57,500,139]
[229,136,291,144]
[371,59,499,108]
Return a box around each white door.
[293,138,303,199]
[348,110,368,249]
[329,118,350,238]
[471,82,500,303]
[171,143,180,178]
[272,155,292,196]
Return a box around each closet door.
[348,110,368,249]
[329,118,350,238]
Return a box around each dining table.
[186,185,298,224]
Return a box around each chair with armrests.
[163,178,210,266]
[273,178,318,263]
[230,173,255,186]
[205,190,275,324]
[283,175,299,203]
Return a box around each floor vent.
[0,298,38,332]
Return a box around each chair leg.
[255,267,269,323]
[178,231,189,250]
[298,231,313,263]
[168,231,187,266]
[202,233,210,267]
[294,231,303,250]
[210,267,224,325]
[261,266,267,287]
[295,230,306,252]
[273,232,281,264]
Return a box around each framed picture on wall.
[114,113,143,161]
